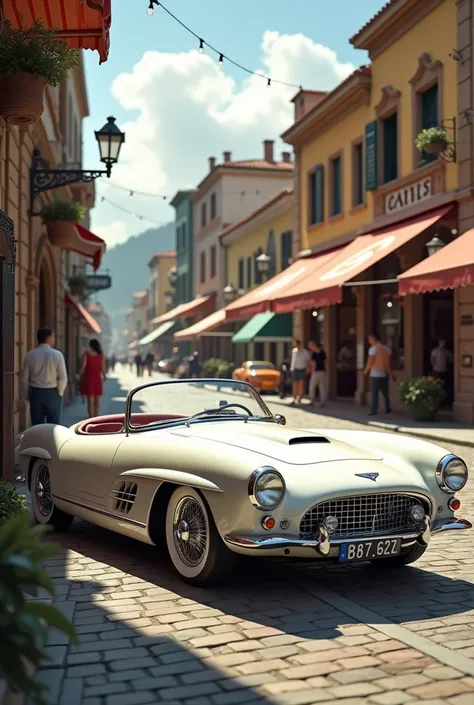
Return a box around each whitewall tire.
[165,486,236,586]
[30,459,73,531]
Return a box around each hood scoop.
[289,436,329,445]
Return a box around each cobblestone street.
[36,368,474,704]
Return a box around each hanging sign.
[385,177,432,214]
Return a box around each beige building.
[147,251,177,322]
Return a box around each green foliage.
[0,20,80,86]
[398,376,445,411]
[217,361,235,378]
[0,480,29,527]
[202,358,222,376]
[40,199,87,224]
[0,514,77,704]
[415,126,450,152]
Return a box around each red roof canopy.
[5,0,111,63]
[174,310,227,340]
[65,293,101,334]
[152,295,215,326]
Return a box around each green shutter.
[365,120,378,191]
[315,164,324,223]
[333,158,341,215]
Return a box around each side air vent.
[289,436,330,445]
[110,481,138,514]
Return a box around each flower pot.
[45,220,76,248]
[410,407,438,422]
[0,74,45,126]
[424,142,446,154]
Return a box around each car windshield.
[248,362,275,370]
[128,379,273,429]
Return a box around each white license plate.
[339,538,401,562]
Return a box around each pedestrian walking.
[110,353,116,372]
[145,350,155,376]
[188,351,201,378]
[134,351,143,376]
[308,340,327,406]
[21,327,68,426]
[289,340,310,405]
[80,338,107,418]
[364,332,394,416]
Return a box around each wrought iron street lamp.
[30,116,125,215]
[256,252,271,281]
[426,235,445,257]
[223,284,237,302]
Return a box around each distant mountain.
[96,222,175,331]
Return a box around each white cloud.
[108,31,354,196]
[92,219,131,248]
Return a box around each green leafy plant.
[415,126,450,153]
[0,20,80,85]
[40,199,86,224]
[0,480,29,527]
[202,358,222,376]
[398,376,445,411]
[0,514,77,704]
[217,361,235,378]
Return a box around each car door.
[54,434,126,505]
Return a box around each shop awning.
[138,321,175,346]
[128,340,139,350]
[272,205,454,314]
[174,310,227,341]
[65,293,101,334]
[152,295,215,325]
[6,0,111,63]
[232,313,293,344]
[398,228,474,295]
[225,250,339,321]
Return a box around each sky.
[83,0,385,249]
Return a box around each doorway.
[424,290,454,405]
[336,289,357,397]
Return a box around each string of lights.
[146,0,303,90]
[104,180,171,200]
[99,195,166,225]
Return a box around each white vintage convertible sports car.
[18,378,471,586]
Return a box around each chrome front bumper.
[223,517,472,554]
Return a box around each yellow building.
[147,251,177,323]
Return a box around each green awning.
[138,320,176,346]
[232,313,293,344]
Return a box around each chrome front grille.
[300,494,428,540]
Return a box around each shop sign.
[86,274,112,291]
[385,177,432,215]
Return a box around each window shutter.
[422,84,439,128]
[315,164,324,222]
[365,120,378,191]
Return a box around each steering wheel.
[191,402,253,419]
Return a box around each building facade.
[170,191,194,306]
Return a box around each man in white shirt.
[21,328,68,425]
[289,339,310,404]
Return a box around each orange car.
[232,360,281,393]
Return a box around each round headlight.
[436,454,468,493]
[249,467,285,510]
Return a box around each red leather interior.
[76,413,186,434]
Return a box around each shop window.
[352,141,364,207]
[280,231,292,270]
[238,258,244,290]
[382,113,398,183]
[330,154,342,217]
[210,245,216,278]
[255,342,264,360]
[200,251,206,283]
[309,164,324,225]
[210,192,216,220]
[201,203,207,228]
[246,256,252,288]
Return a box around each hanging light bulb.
[267,78,271,88]
[147,0,156,15]
[198,39,204,54]
[218,53,224,68]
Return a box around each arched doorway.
[36,244,57,333]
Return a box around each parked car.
[232,360,281,393]
[19,378,471,587]
[157,358,176,375]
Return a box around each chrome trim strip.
[431,518,472,532]
[52,494,147,528]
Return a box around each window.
[352,142,364,207]
[382,113,398,183]
[238,258,245,290]
[210,193,216,220]
[176,226,181,252]
[181,223,186,251]
[200,251,206,283]
[280,231,292,270]
[210,245,216,278]
[309,164,324,225]
[330,155,342,216]
[420,84,439,164]
[246,256,252,288]
[201,203,207,228]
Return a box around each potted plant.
[40,199,86,248]
[0,20,80,126]
[0,480,28,527]
[415,126,451,155]
[203,358,220,377]
[0,514,77,704]
[398,376,445,422]
[67,274,89,298]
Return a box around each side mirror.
[274,414,286,426]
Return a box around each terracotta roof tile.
[220,159,293,171]
[350,0,397,43]
[150,250,176,259]
[220,188,294,239]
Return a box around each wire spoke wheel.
[35,464,53,518]
[173,496,208,567]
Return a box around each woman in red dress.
[80,338,107,418]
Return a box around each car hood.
[170,421,383,466]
